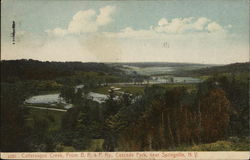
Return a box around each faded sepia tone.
[1,0,249,154]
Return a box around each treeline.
[181,62,249,76]
[105,74,249,150]
[1,59,130,96]
[105,86,230,150]
[1,61,249,151]
[1,73,249,151]
[1,59,123,82]
[1,83,32,151]
[58,73,249,151]
[114,62,209,68]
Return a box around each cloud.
[104,17,228,40]
[2,32,248,64]
[46,6,116,36]
[68,9,97,33]
[105,27,159,39]
[154,17,224,34]
[193,17,211,30]
[96,6,116,26]
[158,18,168,26]
[206,22,224,32]
[4,15,246,64]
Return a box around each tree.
[59,85,75,103]
[199,88,230,143]
[28,115,58,151]
[1,83,30,151]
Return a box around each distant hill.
[110,62,212,68]
[1,59,122,82]
[185,62,249,76]
[109,62,215,76]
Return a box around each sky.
[1,0,249,64]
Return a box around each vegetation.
[172,138,250,151]
[1,83,30,151]
[93,86,144,95]
[1,60,249,151]
[1,59,123,82]
[182,62,249,76]
[113,62,210,68]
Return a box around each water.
[149,76,202,84]
[24,91,108,109]
[88,92,108,103]
[123,65,174,75]
[25,93,64,104]
[173,77,202,83]
[24,76,201,109]
[24,93,72,109]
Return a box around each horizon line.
[1,58,249,66]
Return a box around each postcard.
[1,0,249,159]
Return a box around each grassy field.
[62,145,76,152]
[63,138,250,151]
[119,86,144,95]
[196,75,210,80]
[92,86,110,94]
[167,138,250,151]
[93,83,198,95]
[36,90,60,95]
[87,139,104,151]
[25,108,65,130]
[62,139,104,152]
[93,85,144,95]
[154,83,198,92]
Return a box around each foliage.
[109,83,237,151]
[1,61,249,151]
[173,138,250,151]
[60,87,104,150]
[185,62,249,76]
[1,59,123,82]
[1,83,31,151]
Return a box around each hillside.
[181,62,249,76]
[1,59,123,82]
[111,62,212,68]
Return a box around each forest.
[1,60,249,151]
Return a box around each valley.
[1,60,249,151]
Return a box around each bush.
[72,137,91,150]
[189,141,233,151]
